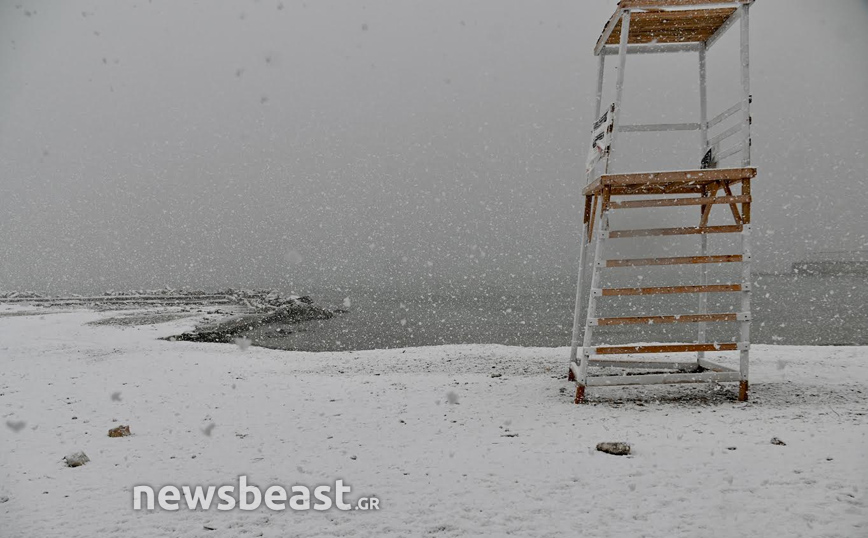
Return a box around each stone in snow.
[108,425,131,437]
[771,437,787,446]
[596,442,631,456]
[64,451,90,468]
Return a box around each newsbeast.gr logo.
[132,476,380,512]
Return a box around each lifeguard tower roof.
[596,0,752,54]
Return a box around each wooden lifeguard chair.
[568,0,756,403]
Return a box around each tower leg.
[575,384,586,404]
[697,232,708,366]
[576,194,610,403]
[739,224,752,402]
[568,216,590,380]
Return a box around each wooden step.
[608,195,750,210]
[591,313,739,326]
[601,284,742,296]
[583,167,757,196]
[594,343,739,355]
[606,255,742,267]
[608,225,742,238]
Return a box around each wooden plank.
[608,194,749,209]
[587,179,742,196]
[606,8,739,45]
[608,224,742,238]
[699,181,720,227]
[742,178,751,224]
[720,181,744,224]
[606,255,742,267]
[588,194,599,242]
[594,343,739,354]
[599,167,756,187]
[608,14,733,35]
[594,313,738,326]
[583,176,603,196]
[601,284,741,296]
[586,370,741,386]
[610,184,706,195]
[627,17,733,34]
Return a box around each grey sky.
[1,0,866,294]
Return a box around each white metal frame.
[569,1,754,401]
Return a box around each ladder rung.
[594,343,740,355]
[606,255,742,267]
[608,225,743,238]
[608,195,750,210]
[592,313,739,326]
[601,284,742,296]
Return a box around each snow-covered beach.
[1,305,865,537]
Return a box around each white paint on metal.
[708,123,744,148]
[698,42,709,363]
[594,53,606,122]
[697,358,737,372]
[740,222,752,381]
[578,210,610,386]
[568,222,589,366]
[716,141,745,162]
[600,43,700,56]
[706,101,743,130]
[705,8,742,50]
[607,10,631,172]
[589,359,701,370]
[740,3,751,167]
[586,371,742,387]
[594,10,623,56]
[620,1,746,10]
[619,122,701,132]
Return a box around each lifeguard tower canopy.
[568,0,758,403]
[596,0,749,53]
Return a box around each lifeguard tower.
[568,0,756,403]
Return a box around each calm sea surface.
[257,274,868,352]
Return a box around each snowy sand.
[1,306,866,537]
